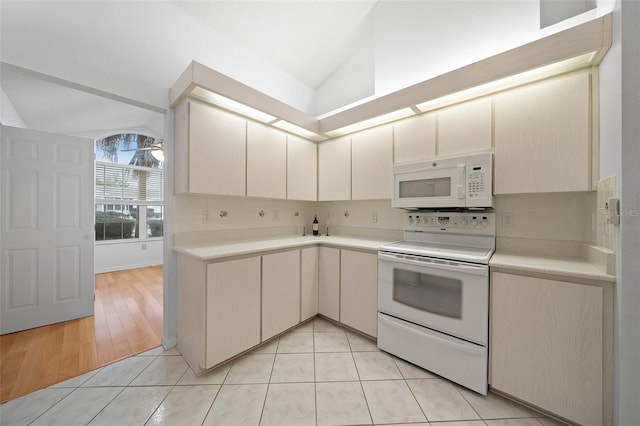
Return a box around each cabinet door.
[494,72,591,194]
[262,250,301,340]
[437,98,492,157]
[287,135,317,201]
[491,272,603,426]
[247,121,287,199]
[351,125,393,200]
[188,100,247,196]
[340,250,378,337]
[300,247,319,321]
[393,113,436,164]
[318,137,351,201]
[206,257,261,368]
[318,246,340,321]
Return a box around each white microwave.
[392,153,493,209]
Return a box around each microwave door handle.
[378,252,487,275]
[457,165,465,199]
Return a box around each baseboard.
[94,261,163,274]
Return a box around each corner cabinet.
[287,135,317,201]
[300,247,319,321]
[174,99,247,196]
[318,246,340,321]
[318,137,351,201]
[490,271,613,426]
[494,71,593,194]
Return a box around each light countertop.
[174,235,395,261]
[490,252,615,283]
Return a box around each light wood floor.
[0,265,163,403]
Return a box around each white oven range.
[377,211,495,395]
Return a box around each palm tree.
[95,133,163,238]
[95,133,162,168]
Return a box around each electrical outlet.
[605,197,620,225]
[202,209,211,223]
[502,212,513,227]
[273,210,279,221]
[141,243,147,250]
[371,212,378,223]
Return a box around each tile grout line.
[313,319,318,426]
[396,359,431,424]
[347,330,375,426]
[256,343,279,425]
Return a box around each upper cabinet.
[437,98,492,157]
[287,135,317,201]
[393,113,436,164]
[247,121,287,199]
[175,99,247,196]
[494,71,592,194]
[318,136,351,201]
[351,125,393,200]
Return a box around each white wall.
[94,240,163,274]
[616,1,640,423]
[369,1,613,102]
[0,1,315,113]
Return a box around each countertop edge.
[174,236,393,261]
[490,252,616,283]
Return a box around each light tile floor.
[0,317,567,426]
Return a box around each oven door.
[378,251,488,345]
[392,164,465,209]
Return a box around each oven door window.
[398,177,451,199]
[393,268,462,319]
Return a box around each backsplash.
[493,192,596,242]
[174,194,316,245]
[315,199,405,241]
[174,191,607,251]
[492,192,597,258]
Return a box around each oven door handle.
[378,252,488,276]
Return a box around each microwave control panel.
[405,212,495,235]
[466,163,490,199]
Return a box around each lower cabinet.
[490,271,612,426]
[206,257,261,368]
[177,253,261,374]
[262,250,301,341]
[300,247,319,321]
[318,246,340,321]
[340,250,378,337]
[177,244,380,375]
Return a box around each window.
[94,134,164,242]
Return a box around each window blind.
[95,162,163,203]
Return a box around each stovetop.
[379,211,496,264]
[380,240,494,264]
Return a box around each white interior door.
[1,125,95,334]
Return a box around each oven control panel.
[405,212,495,235]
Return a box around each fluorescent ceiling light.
[272,120,326,142]
[416,52,596,113]
[324,108,415,138]
[190,86,277,123]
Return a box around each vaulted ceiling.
[0,1,606,140]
